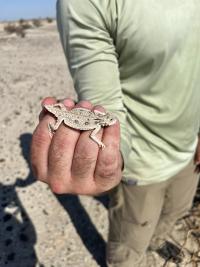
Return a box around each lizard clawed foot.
[48,122,56,137]
[98,143,106,150]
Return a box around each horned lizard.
[44,103,117,149]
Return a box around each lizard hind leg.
[90,125,105,149]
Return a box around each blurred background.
[0,1,109,266]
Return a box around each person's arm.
[56,0,131,168]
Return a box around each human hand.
[31,97,123,195]
[194,135,200,173]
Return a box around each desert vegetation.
[32,18,42,27]
[4,23,26,38]
[46,17,53,23]
[3,17,54,38]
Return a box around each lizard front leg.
[90,125,105,149]
[48,117,64,134]
[93,110,106,116]
[52,103,67,112]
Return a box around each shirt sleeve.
[56,0,131,168]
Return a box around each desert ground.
[0,20,200,267]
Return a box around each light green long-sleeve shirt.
[56,0,200,185]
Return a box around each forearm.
[73,60,131,165]
[56,0,131,165]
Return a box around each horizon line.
[0,16,56,23]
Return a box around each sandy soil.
[0,20,200,267]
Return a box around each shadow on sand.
[2,132,200,267]
[0,133,108,267]
[0,133,44,267]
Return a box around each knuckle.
[98,165,116,179]
[73,153,96,163]
[95,169,121,191]
[51,138,71,161]
[100,167,116,179]
[49,180,66,194]
[96,155,119,179]
[72,154,96,176]
[101,154,118,168]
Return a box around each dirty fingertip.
[62,98,75,109]
[75,100,93,110]
[93,105,106,113]
[41,97,57,106]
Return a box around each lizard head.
[101,113,117,126]
[43,103,66,115]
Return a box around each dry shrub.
[15,27,26,38]
[4,24,17,34]
[21,23,32,30]
[4,23,26,38]
[46,17,53,23]
[32,19,42,27]
[19,18,25,24]
[18,18,32,30]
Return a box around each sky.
[0,0,56,21]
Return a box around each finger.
[42,96,57,106]
[71,104,105,182]
[39,97,57,121]
[74,100,93,109]
[31,111,56,182]
[33,97,76,186]
[94,120,121,190]
[47,101,87,193]
[61,98,76,109]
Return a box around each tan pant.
[106,160,199,267]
